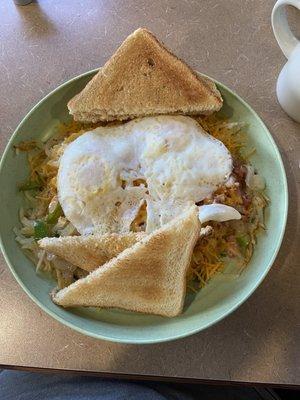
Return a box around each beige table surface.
[0,0,299,387]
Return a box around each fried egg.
[58,116,233,234]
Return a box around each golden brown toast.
[39,233,145,272]
[52,206,200,317]
[68,28,222,122]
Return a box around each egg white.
[57,115,233,234]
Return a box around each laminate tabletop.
[0,0,299,386]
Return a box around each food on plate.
[39,232,145,272]
[14,28,268,316]
[68,28,222,123]
[53,206,200,317]
[39,204,240,278]
[57,115,233,235]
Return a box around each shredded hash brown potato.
[15,116,267,290]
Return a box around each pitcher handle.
[272,0,300,58]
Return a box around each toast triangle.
[39,232,145,272]
[53,206,200,317]
[68,28,222,122]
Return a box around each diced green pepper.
[236,235,249,249]
[219,251,227,257]
[46,203,63,224]
[19,180,43,191]
[34,221,50,240]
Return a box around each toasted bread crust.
[53,206,200,317]
[68,28,222,122]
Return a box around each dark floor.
[0,370,298,400]
[273,389,299,400]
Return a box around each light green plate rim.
[0,69,288,344]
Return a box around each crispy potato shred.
[16,115,267,290]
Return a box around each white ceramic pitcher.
[272,0,300,122]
